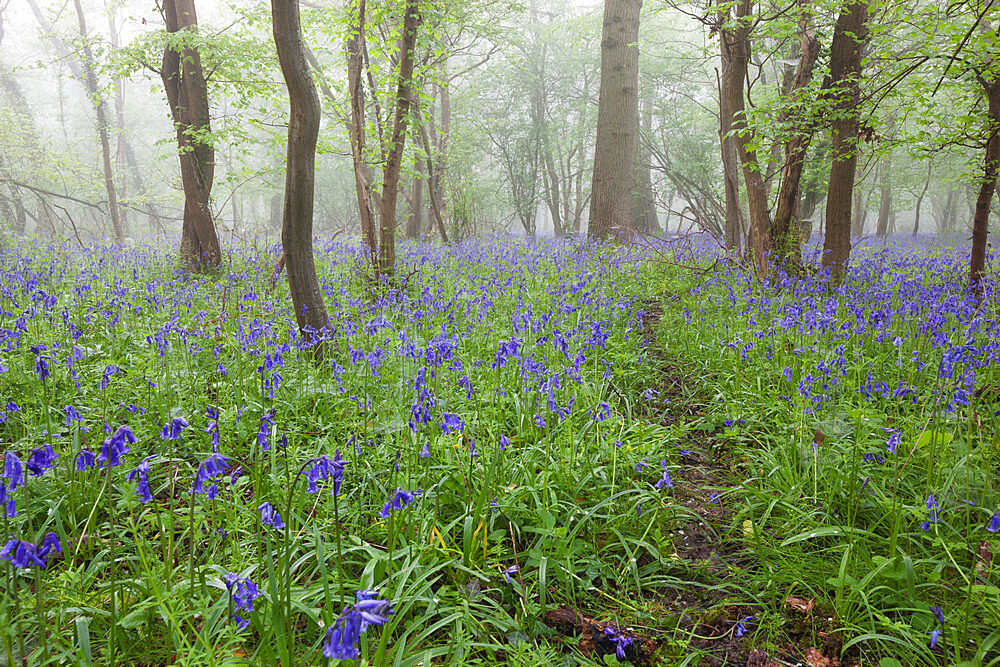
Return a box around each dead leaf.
[786,595,816,614]
[746,650,783,667]
[804,646,839,667]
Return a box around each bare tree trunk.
[913,160,932,235]
[876,149,892,237]
[407,137,425,240]
[633,91,659,235]
[376,0,420,277]
[971,75,1000,298]
[851,186,866,237]
[417,117,450,244]
[723,0,771,274]
[821,0,869,284]
[72,0,125,242]
[717,53,744,251]
[770,0,820,267]
[271,0,329,344]
[346,0,378,263]
[161,0,222,271]
[588,0,642,241]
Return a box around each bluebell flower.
[35,354,50,380]
[258,410,276,450]
[636,458,649,473]
[734,615,754,637]
[205,407,220,451]
[499,434,510,451]
[379,488,417,518]
[885,429,901,454]
[160,417,189,441]
[3,451,24,490]
[0,482,14,518]
[419,443,431,458]
[439,413,464,435]
[654,459,673,489]
[126,455,157,504]
[301,451,345,496]
[323,609,364,660]
[592,402,612,422]
[533,414,546,429]
[0,540,45,568]
[223,571,261,630]
[26,445,58,477]
[76,450,96,471]
[193,453,230,495]
[603,627,633,660]
[258,502,285,530]
[65,405,84,426]
[503,565,519,584]
[921,494,940,531]
[641,388,659,401]
[987,514,1000,533]
[97,425,136,468]
[929,605,944,648]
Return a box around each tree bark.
[408,131,425,240]
[821,0,869,284]
[72,0,125,242]
[971,75,1000,298]
[588,0,642,241]
[376,0,421,277]
[346,0,379,262]
[161,0,222,271]
[770,0,820,267]
[876,149,892,237]
[723,0,772,274]
[718,59,744,250]
[271,0,329,344]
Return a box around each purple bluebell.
[193,453,230,495]
[26,445,58,477]
[76,450,96,471]
[603,627,633,660]
[503,565,519,584]
[379,488,417,519]
[0,482,14,518]
[97,425,136,468]
[301,451,345,495]
[258,502,285,530]
[223,571,261,630]
[499,434,510,451]
[257,410,276,450]
[987,514,1000,533]
[322,590,394,659]
[65,405,83,426]
[126,455,157,504]
[654,459,673,489]
[160,417,189,441]
[734,615,754,638]
[3,451,23,490]
[921,494,940,531]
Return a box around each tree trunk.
[971,76,1000,298]
[345,0,378,262]
[876,149,892,237]
[407,137,425,240]
[633,91,659,235]
[718,56,744,251]
[588,0,642,241]
[72,0,125,242]
[107,5,130,235]
[376,0,420,277]
[723,0,772,274]
[161,0,222,271]
[821,0,869,284]
[271,0,329,344]
[913,160,932,235]
[770,0,820,267]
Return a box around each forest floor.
[0,235,996,667]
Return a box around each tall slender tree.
[272,0,329,345]
[822,0,869,284]
[588,0,642,240]
[72,0,125,242]
[161,0,222,271]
